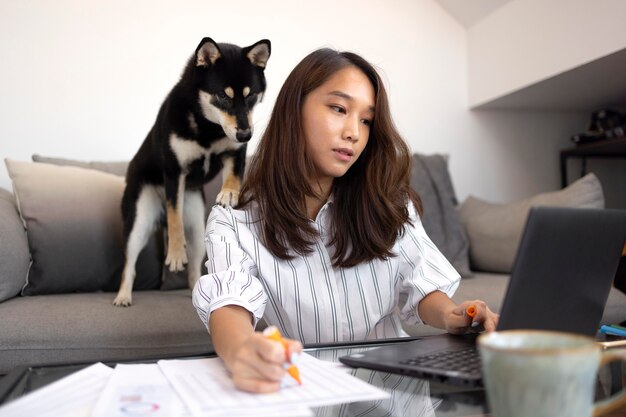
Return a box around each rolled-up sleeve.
[397,202,461,326]
[192,205,267,332]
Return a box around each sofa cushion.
[29,155,188,291]
[411,154,471,277]
[458,173,605,273]
[31,154,223,218]
[4,159,163,295]
[32,154,128,177]
[0,188,30,302]
[29,154,224,291]
[0,289,214,374]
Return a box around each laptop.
[339,206,626,386]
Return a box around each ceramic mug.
[478,330,626,417]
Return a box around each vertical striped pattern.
[192,201,460,343]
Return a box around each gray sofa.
[1,154,625,375]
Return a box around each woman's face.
[302,66,375,189]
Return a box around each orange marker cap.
[466,305,477,318]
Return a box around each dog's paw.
[113,294,132,307]
[216,189,239,207]
[165,248,188,272]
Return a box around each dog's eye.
[216,92,228,100]
[245,93,258,105]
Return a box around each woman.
[193,48,498,393]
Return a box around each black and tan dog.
[113,37,271,306]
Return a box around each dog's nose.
[236,129,252,142]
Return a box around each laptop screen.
[496,207,626,336]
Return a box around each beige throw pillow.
[458,173,605,273]
[0,187,29,301]
[5,160,163,295]
[28,154,222,290]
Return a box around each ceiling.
[434,0,626,111]
[434,0,513,28]
[473,48,626,111]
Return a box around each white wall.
[0,0,588,204]
[468,0,626,107]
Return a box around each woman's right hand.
[209,306,303,393]
[225,330,303,393]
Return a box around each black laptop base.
[339,333,483,387]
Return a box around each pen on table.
[262,326,302,385]
[599,325,626,338]
[599,339,626,349]
[609,324,626,332]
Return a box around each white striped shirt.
[192,200,460,343]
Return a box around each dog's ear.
[196,37,221,67]
[244,39,271,69]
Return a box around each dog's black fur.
[114,37,271,306]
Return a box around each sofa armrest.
[0,187,29,302]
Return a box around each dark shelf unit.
[560,137,626,188]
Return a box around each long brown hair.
[238,48,421,267]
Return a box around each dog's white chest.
[209,137,243,154]
[169,134,211,171]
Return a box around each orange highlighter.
[466,305,480,329]
[262,326,302,385]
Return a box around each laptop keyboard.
[400,347,482,376]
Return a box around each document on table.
[157,353,390,417]
[90,363,191,417]
[0,363,112,417]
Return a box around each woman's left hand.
[444,299,499,334]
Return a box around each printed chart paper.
[0,363,112,417]
[91,363,191,417]
[158,354,389,417]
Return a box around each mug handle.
[592,349,626,417]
